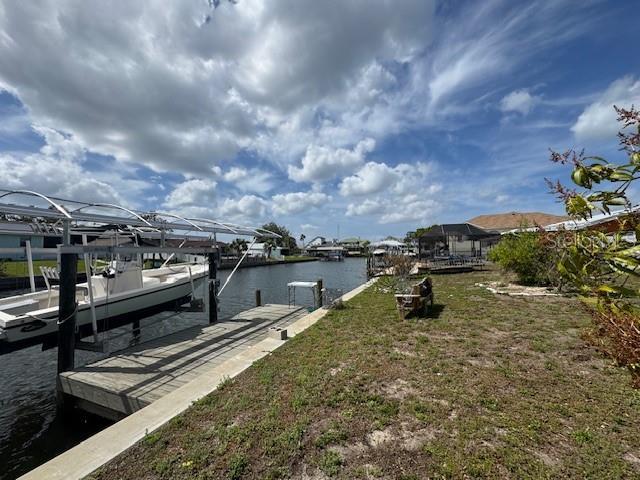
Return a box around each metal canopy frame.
[0,189,280,239]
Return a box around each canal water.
[0,258,366,479]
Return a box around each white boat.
[0,260,207,354]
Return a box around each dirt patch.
[467,358,495,368]
[623,452,640,470]
[329,441,369,458]
[295,465,330,480]
[532,449,559,467]
[380,379,418,400]
[367,429,394,447]
[329,363,347,376]
[393,347,418,357]
[477,281,560,297]
[366,423,438,452]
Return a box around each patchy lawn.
[91,269,640,479]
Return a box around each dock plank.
[59,304,308,417]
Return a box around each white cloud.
[219,194,269,219]
[164,178,217,208]
[272,191,330,215]
[500,89,539,115]
[425,1,592,110]
[222,166,273,194]
[0,152,125,205]
[300,223,319,231]
[346,199,385,216]
[0,1,433,175]
[346,194,439,224]
[0,126,149,206]
[572,76,640,140]
[288,139,375,183]
[379,197,438,224]
[343,161,441,224]
[339,162,399,196]
[163,179,268,222]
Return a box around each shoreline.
[0,257,320,292]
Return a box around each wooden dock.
[58,304,308,420]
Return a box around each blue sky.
[0,0,638,241]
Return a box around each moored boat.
[0,260,207,354]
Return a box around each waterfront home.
[418,223,499,259]
[337,237,367,256]
[307,244,345,261]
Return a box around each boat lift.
[287,280,323,310]
[0,189,280,380]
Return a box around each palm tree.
[229,238,248,256]
[263,238,276,259]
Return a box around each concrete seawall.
[19,277,377,480]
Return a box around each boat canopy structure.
[0,189,280,357]
[0,189,279,239]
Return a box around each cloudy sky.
[0,0,638,240]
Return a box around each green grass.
[0,259,86,277]
[92,268,640,479]
[282,255,316,262]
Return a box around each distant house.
[467,211,569,233]
[418,223,499,258]
[303,236,344,260]
[338,237,367,256]
[305,236,326,248]
[307,245,345,261]
[247,242,285,260]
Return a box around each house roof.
[419,223,497,240]
[538,205,640,232]
[499,206,640,234]
[467,212,569,231]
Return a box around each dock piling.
[316,279,323,308]
[208,251,218,324]
[57,252,78,375]
[255,289,262,307]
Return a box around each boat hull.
[0,274,206,355]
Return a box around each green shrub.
[488,231,559,286]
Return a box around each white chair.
[40,266,60,307]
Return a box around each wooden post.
[316,279,323,309]
[132,319,141,343]
[57,252,78,375]
[255,289,262,307]
[208,251,218,324]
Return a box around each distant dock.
[58,304,308,420]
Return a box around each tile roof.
[467,212,569,231]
